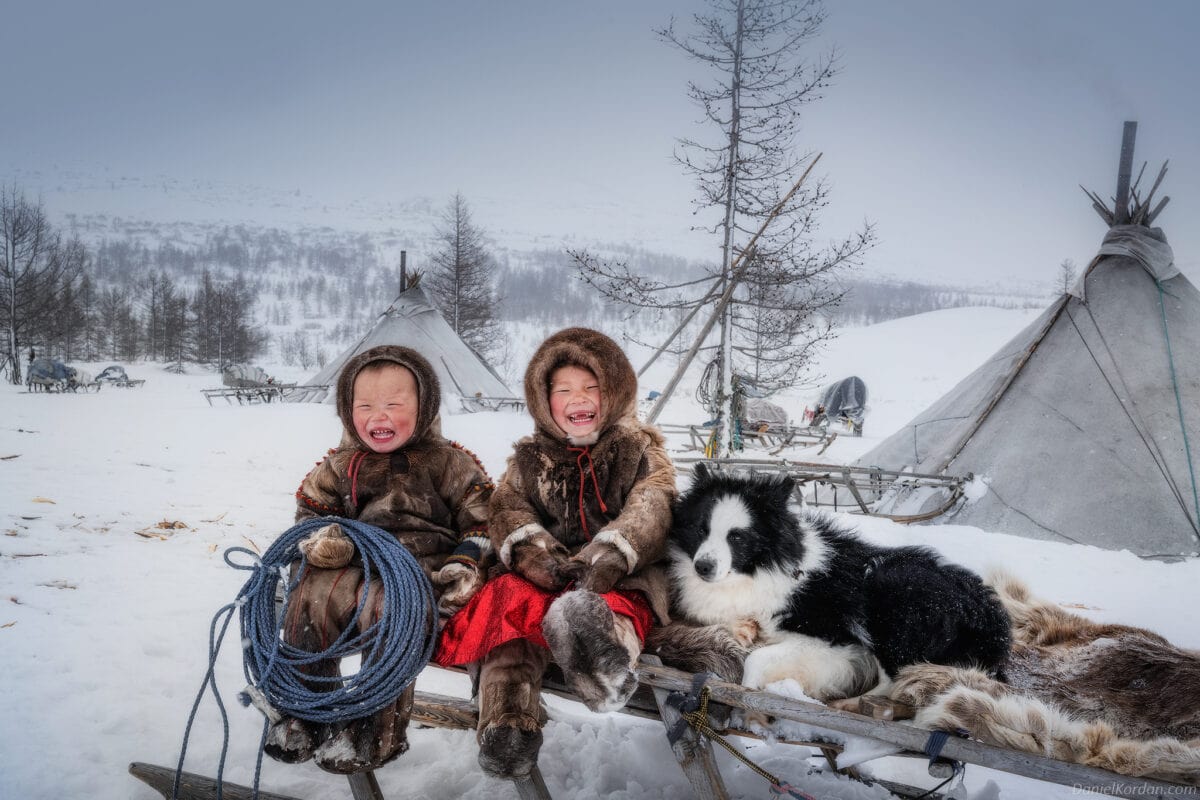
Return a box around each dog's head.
[670,464,803,583]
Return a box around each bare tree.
[576,0,873,453]
[426,193,501,362]
[0,187,86,383]
[1058,258,1078,295]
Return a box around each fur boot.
[263,717,320,764]
[264,565,351,765]
[477,638,550,778]
[542,590,639,713]
[313,686,415,774]
[269,562,418,774]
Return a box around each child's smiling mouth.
[369,427,396,441]
[566,410,596,425]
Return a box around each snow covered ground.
[3,307,1198,800]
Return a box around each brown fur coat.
[489,328,675,619]
[295,345,492,574]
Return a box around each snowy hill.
[2,307,1196,800]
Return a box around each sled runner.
[131,657,1191,800]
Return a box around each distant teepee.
[860,123,1199,558]
[292,283,517,411]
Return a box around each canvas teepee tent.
[292,284,517,411]
[860,125,1199,558]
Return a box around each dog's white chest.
[673,563,798,634]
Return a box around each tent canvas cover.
[292,285,516,410]
[859,225,1200,558]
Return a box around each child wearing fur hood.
[435,327,676,779]
[264,345,494,774]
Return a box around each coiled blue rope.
[172,516,436,799]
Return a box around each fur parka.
[296,345,492,574]
[489,328,675,618]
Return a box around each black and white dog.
[668,465,1011,700]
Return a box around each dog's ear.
[768,475,796,507]
[691,461,712,485]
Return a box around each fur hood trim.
[524,327,637,442]
[336,345,442,449]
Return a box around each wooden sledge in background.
[675,456,971,523]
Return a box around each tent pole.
[1114,121,1137,225]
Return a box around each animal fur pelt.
[891,571,1200,785]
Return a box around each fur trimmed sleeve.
[439,442,493,548]
[596,426,676,571]
[294,451,345,521]
[488,447,549,555]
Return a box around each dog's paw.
[728,618,760,647]
[889,663,964,707]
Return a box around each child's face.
[352,364,419,453]
[549,364,602,438]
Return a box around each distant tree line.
[2,186,1049,387]
[833,278,1043,326]
[1,187,265,382]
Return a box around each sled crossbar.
[130,658,1189,800]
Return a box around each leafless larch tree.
[573,0,874,454]
[1,186,87,384]
[426,193,501,364]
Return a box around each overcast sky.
[2,0,1197,286]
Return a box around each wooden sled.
[130,656,1191,800]
[201,385,297,406]
[458,395,526,413]
[675,456,970,522]
[659,423,837,458]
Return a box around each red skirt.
[434,573,654,666]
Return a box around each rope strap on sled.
[666,678,816,800]
[172,516,436,800]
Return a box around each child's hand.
[298,522,355,569]
[511,532,571,591]
[563,541,628,595]
[432,561,485,617]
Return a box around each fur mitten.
[432,561,486,616]
[298,522,355,569]
[562,540,628,594]
[509,530,571,592]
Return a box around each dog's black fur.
[670,465,1011,679]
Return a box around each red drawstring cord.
[568,446,608,540]
[347,450,367,508]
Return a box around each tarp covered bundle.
[293,285,516,410]
[859,226,1200,558]
[819,376,868,433]
[28,357,72,384]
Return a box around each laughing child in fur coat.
[264,345,494,774]
[435,327,677,779]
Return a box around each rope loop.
[172,516,437,799]
[238,516,437,723]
